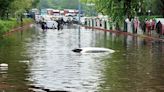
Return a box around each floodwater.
[0,24,164,92]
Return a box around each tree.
[81,0,153,20]
[10,0,32,15]
[38,0,79,9]
[152,0,164,17]
[0,0,39,19]
[0,0,14,19]
[32,0,40,8]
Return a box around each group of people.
[142,18,164,36]
[125,16,163,36]
[143,19,156,34]
[56,18,64,30]
[40,17,64,31]
[125,17,140,33]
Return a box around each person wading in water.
[57,18,64,30]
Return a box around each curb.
[84,26,164,42]
[4,23,33,36]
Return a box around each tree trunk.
[161,0,164,17]
[124,0,132,18]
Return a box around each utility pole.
[78,0,81,48]
[78,0,81,23]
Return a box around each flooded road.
[0,24,164,92]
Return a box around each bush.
[0,21,9,35]
[0,18,33,37]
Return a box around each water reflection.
[78,26,81,48]
[0,28,34,92]
[95,32,164,92]
[25,26,105,92]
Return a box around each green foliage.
[0,20,15,35]
[80,0,164,30]
[38,0,79,9]
[0,23,7,36]
[0,18,33,37]
[0,0,39,19]
[10,0,33,16]
[0,0,14,19]
[82,0,164,19]
[151,0,164,16]
[32,0,40,8]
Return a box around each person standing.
[124,18,128,32]
[146,19,151,34]
[57,19,62,30]
[125,17,132,33]
[133,17,140,33]
[41,21,47,31]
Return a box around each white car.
[72,47,115,53]
[46,21,58,29]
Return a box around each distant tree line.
[38,0,79,9]
[81,0,164,20]
[0,0,39,19]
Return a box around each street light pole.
[78,0,81,48]
[78,0,81,23]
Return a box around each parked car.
[46,21,58,29]
[72,17,78,24]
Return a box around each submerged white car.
[72,47,115,53]
[46,21,58,29]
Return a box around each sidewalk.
[84,25,164,42]
[136,27,164,41]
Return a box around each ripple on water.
[25,27,112,92]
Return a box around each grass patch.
[0,18,33,36]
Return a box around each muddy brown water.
[0,24,164,92]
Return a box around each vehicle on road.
[46,21,58,29]
[72,47,115,53]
